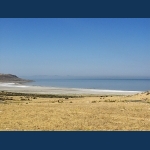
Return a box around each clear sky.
[0,18,150,78]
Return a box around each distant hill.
[0,73,33,83]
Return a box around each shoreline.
[0,82,142,95]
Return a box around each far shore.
[0,82,142,95]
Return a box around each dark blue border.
[0,131,149,150]
[1,1,150,150]
[0,0,150,17]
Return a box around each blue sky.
[0,18,150,78]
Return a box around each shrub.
[58,100,63,103]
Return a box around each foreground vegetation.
[0,91,150,130]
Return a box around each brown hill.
[0,73,33,83]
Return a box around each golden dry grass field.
[0,91,150,131]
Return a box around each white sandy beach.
[0,82,142,95]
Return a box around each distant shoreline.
[0,82,142,95]
[0,73,33,83]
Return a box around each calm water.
[25,78,150,91]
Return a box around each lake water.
[25,78,150,91]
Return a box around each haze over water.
[24,78,150,91]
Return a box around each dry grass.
[0,91,150,131]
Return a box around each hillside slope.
[0,73,32,83]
